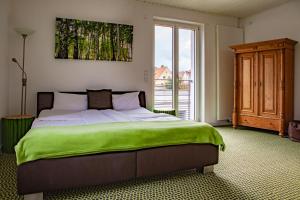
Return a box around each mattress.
[16,108,224,165]
[32,108,179,128]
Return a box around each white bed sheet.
[118,108,179,121]
[32,108,179,128]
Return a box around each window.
[154,22,200,120]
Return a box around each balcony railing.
[154,79,194,120]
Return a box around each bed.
[16,91,224,199]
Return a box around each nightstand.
[1,115,34,153]
[153,109,176,116]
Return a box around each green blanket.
[15,121,225,165]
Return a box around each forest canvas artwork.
[55,18,133,61]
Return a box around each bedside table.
[2,115,35,153]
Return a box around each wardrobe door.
[258,50,280,118]
[238,53,257,116]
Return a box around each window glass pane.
[154,25,173,110]
[178,28,195,120]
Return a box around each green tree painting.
[55,18,133,62]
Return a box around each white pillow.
[112,92,141,110]
[53,92,87,111]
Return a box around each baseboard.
[211,119,232,127]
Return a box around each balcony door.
[154,22,198,120]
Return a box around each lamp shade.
[14,28,35,36]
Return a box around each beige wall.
[0,0,10,148]
[0,0,10,118]
[241,0,300,120]
[8,0,238,123]
[216,25,243,121]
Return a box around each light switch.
[144,70,148,82]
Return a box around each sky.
[155,25,193,71]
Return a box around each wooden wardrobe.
[230,38,297,136]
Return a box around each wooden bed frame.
[17,91,219,200]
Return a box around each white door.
[154,22,199,120]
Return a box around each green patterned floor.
[1,127,300,200]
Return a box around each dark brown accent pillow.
[87,89,113,110]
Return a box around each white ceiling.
[137,0,291,18]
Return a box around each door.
[154,23,199,120]
[154,25,174,111]
[258,50,279,118]
[178,28,195,120]
[238,53,257,116]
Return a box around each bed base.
[18,144,218,197]
[24,165,215,200]
[22,166,216,199]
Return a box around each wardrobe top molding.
[230,38,297,53]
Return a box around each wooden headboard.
[37,91,146,116]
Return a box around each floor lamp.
[12,28,34,116]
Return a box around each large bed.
[16,91,224,199]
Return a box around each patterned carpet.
[1,127,300,200]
